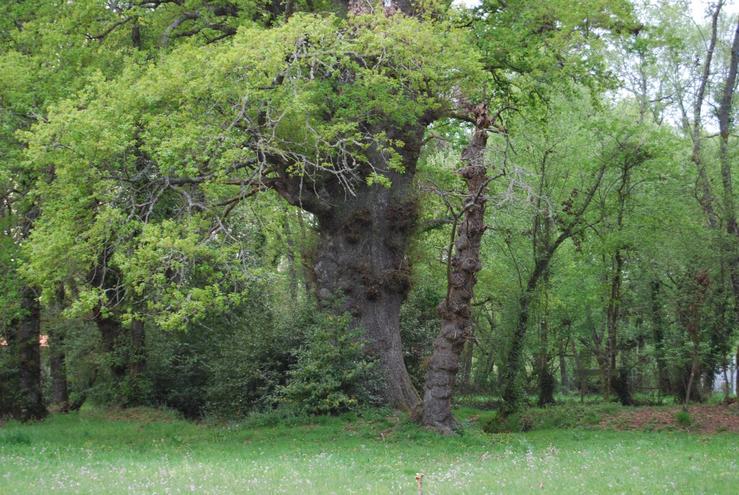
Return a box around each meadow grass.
[0,406,736,494]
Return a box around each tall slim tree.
[422,103,493,433]
[717,17,739,321]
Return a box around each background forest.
[1,0,738,441]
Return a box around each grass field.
[1,406,737,494]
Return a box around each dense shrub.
[481,403,618,433]
[144,292,382,419]
[277,311,382,415]
[147,288,300,419]
[147,327,211,418]
[675,410,692,427]
[203,301,303,418]
[482,412,534,433]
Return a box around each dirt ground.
[600,404,739,433]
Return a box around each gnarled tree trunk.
[312,182,420,411]
[422,105,490,433]
[277,122,430,412]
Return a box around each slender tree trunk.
[537,308,554,406]
[718,19,739,322]
[573,340,586,402]
[13,287,47,421]
[476,352,495,390]
[558,351,568,393]
[684,358,699,411]
[690,1,723,229]
[422,104,491,433]
[605,249,624,398]
[501,160,606,414]
[48,326,69,412]
[683,271,710,408]
[603,148,637,399]
[473,310,496,389]
[501,261,546,414]
[48,287,69,411]
[650,279,670,394]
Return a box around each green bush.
[203,300,304,418]
[0,431,31,446]
[147,288,300,419]
[481,403,619,433]
[482,412,534,433]
[675,410,692,427]
[277,311,381,415]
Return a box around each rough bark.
[311,184,420,411]
[13,287,47,421]
[253,3,440,412]
[422,104,491,433]
[270,110,435,412]
[296,143,424,410]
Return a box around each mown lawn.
[0,406,736,494]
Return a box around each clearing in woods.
[0,405,737,494]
